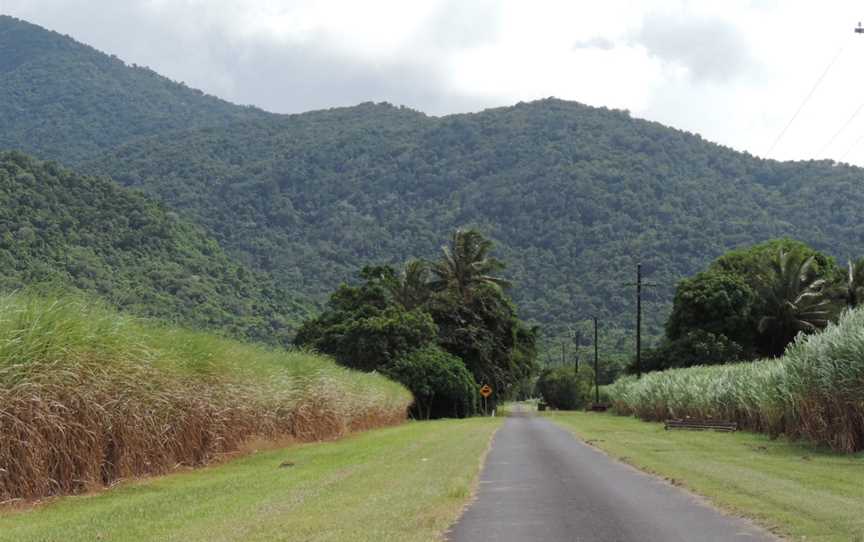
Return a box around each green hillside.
[0,15,264,165]
[2,17,863,353]
[84,100,864,351]
[0,151,306,344]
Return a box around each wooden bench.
[664,418,738,432]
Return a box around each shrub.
[536,366,594,410]
[384,346,478,419]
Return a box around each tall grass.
[608,306,864,452]
[0,293,411,501]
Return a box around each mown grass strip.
[0,417,501,542]
[547,411,864,542]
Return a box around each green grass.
[0,418,500,542]
[546,411,864,542]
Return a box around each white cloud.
[4,0,864,165]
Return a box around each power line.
[840,129,864,162]
[766,40,849,158]
[819,99,864,156]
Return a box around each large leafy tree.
[665,270,756,353]
[757,250,834,357]
[293,265,437,371]
[429,229,511,301]
[295,230,538,411]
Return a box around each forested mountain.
[84,100,864,351]
[2,17,863,354]
[0,15,264,165]
[0,151,306,345]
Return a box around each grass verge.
[0,417,501,542]
[546,411,864,542]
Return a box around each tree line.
[294,229,538,419]
[637,238,864,373]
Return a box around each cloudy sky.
[4,0,864,165]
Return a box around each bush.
[536,366,594,410]
[630,330,743,373]
[384,346,478,419]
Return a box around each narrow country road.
[447,411,777,542]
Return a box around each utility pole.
[623,263,655,378]
[572,328,582,375]
[593,317,599,404]
[560,341,566,367]
[637,263,642,378]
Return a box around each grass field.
[0,293,410,501]
[547,411,864,542]
[0,417,501,542]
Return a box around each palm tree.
[387,259,432,310]
[429,229,511,300]
[757,250,833,357]
[844,258,864,308]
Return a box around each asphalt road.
[447,411,777,542]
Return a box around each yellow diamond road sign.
[479,384,492,398]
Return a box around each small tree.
[384,346,478,419]
[536,366,594,410]
[758,250,833,357]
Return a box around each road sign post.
[479,384,492,416]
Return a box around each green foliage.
[608,305,864,452]
[293,266,437,371]
[295,232,538,405]
[536,366,594,410]
[757,250,834,357]
[635,330,743,373]
[384,345,478,419]
[4,17,864,353]
[429,286,538,399]
[659,239,841,367]
[0,151,306,345]
[666,271,756,348]
[429,229,510,299]
[0,16,263,165]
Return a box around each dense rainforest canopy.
[2,16,864,357]
[0,151,307,345]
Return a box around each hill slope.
[0,151,306,344]
[2,17,863,351]
[0,15,265,165]
[85,100,864,348]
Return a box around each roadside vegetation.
[295,229,538,419]
[0,417,501,542]
[548,411,864,542]
[609,305,864,452]
[603,238,864,452]
[0,293,410,502]
[635,239,859,373]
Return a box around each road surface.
[447,411,777,542]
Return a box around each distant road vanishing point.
[447,408,777,542]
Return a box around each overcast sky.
[4,0,864,165]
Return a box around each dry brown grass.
[0,294,411,501]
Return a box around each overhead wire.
[765,37,851,158]
[819,99,864,155]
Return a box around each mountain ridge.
[2,16,862,353]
